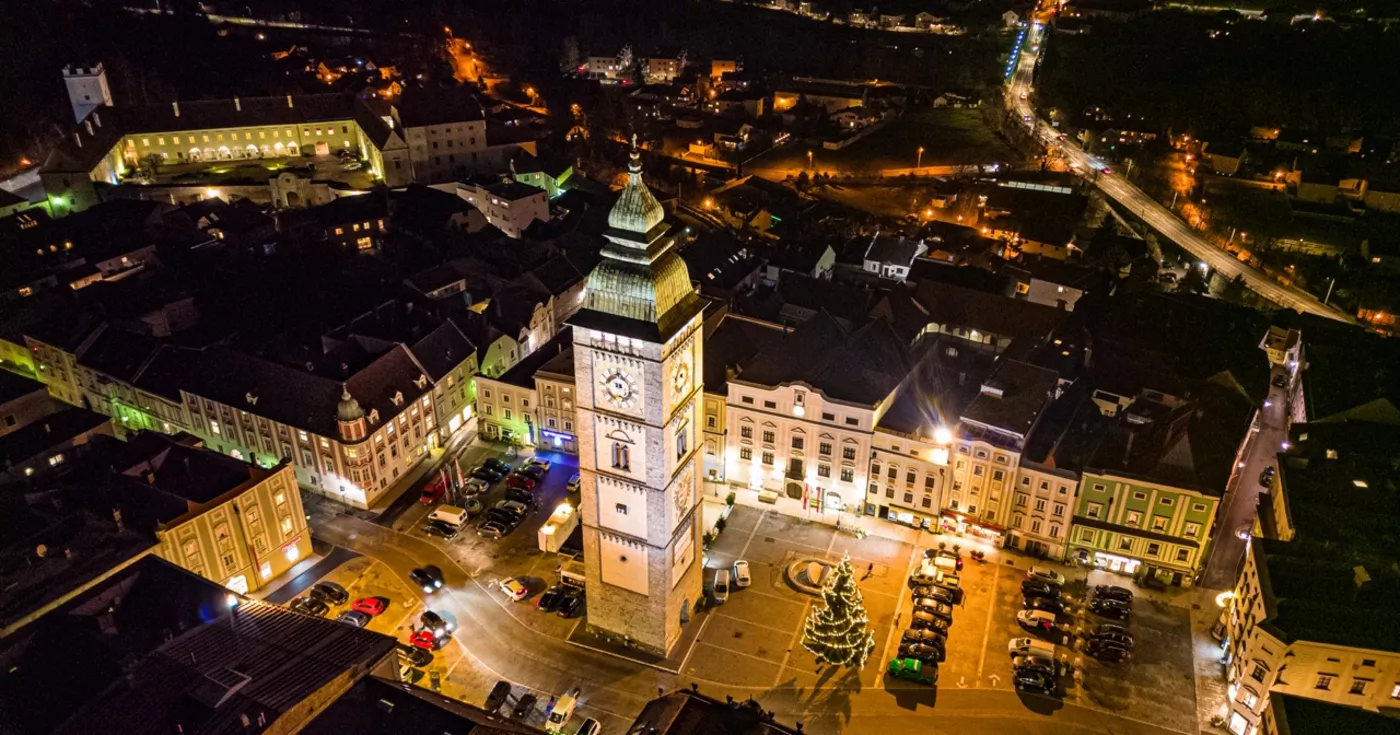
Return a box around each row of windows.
[736,394,861,426]
[135,125,349,147]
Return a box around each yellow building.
[129,436,311,595]
[1224,422,1400,735]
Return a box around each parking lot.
[692,505,1199,732]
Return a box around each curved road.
[1007,22,1349,322]
[317,514,1190,734]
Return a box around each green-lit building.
[1064,380,1257,587]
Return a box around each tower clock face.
[600,368,637,408]
[672,363,690,394]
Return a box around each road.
[1006,22,1349,323]
[1199,370,1290,589]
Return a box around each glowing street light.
[917,145,925,170]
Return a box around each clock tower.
[570,140,705,656]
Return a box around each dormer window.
[392,391,404,406]
[368,409,380,424]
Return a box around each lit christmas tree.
[801,554,876,669]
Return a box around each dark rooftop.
[960,359,1060,440]
[0,407,112,468]
[702,314,788,398]
[0,370,46,404]
[302,675,541,735]
[1268,693,1400,735]
[1254,420,1400,652]
[738,311,910,405]
[393,85,486,128]
[626,690,803,735]
[877,336,996,440]
[52,600,397,735]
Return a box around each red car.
[409,630,441,650]
[420,477,448,504]
[352,597,387,616]
[506,474,536,491]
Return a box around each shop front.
[940,511,1006,547]
[869,503,938,531]
[540,428,579,455]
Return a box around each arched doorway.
[188,148,203,162]
[314,140,330,156]
[217,146,231,160]
[245,144,259,158]
[273,142,286,157]
[284,191,302,208]
[203,148,216,161]
[287,142,299,156]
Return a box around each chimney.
[73,133,82,148]
[93,111,101,127]
[234,97,241,112]
[85,120,93,135]
[44,423,52,434]
[287,95,294,108]
[172,101,180,117]
[112,508,125,532]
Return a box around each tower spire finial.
[628,134,642,176]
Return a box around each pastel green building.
[1069,470,1221,587]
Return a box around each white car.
[498,577,529,602]
[733,560,752,588]
[567,474,581,493]
[1026,565,1065,587]
[464,477,489,495]
[527,457,552,472]
[545,694,577,734]
[1017,609,1058,631]
[1008,637,1057,658]
[713,569,731,604]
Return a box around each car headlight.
[423,585,433,592]
[434,580,443,588]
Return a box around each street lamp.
[917,145,925,171]
[806,150,813,171]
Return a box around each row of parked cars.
[888,550,964,686]
[483,681,600,735]
[1010,566,1138,696]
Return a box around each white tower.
[63,63,113,123]
[571,139,705,656]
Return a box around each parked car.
[910,610,950,632]
[484,681,512,712]
[478,521,509,539]
[1087,638,1133,662]
[1271,373,1287,388]
[506,474,537,491]
[410,565,445,593]
[1014,669,1058,697]
[1024,596,1066,615]
[419,476,448,504]
[1017,609,1057,631]
[902,627,947,646]
[336,609,371,627]
[910,585,955,605]
[913,598,954,621]
[1090,631,1135,649]
[935,549,964,571]
[498,577,530,601]
[1012,654,1058,676]
[290,596,328,617]
[515,465,545,481]
[527,457,553,472]
[504,487,536,506]
[908,573,939,589]
[471,466,504,483]
[1026,565,1065,587]
[512,693,538,719]
[887,657,937,684]
[421,610,456,636]
[495,499,531,517]
[484,458,513,474]
[310,581,349,606]
[538,585,567,612]
[1090,598,1131,621]
[424,520,460,540]
[484,509,523,528]
[714,569,732,604]
[409,630,440,650]
[1094,585,1134,603]
[397,643,432,668]
[352,597,387,616]
[1259,466,1276,487]
[575,718,601,735]
[1021,580,1061,600]
[1008,637,1057,658]
[1096,622,1133,640]
[557,591,585,618]
[567,474,582,492]
[899,641,945,663]
[732,560,752,588]
[464,477,490,495]
[545,694,577,734]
